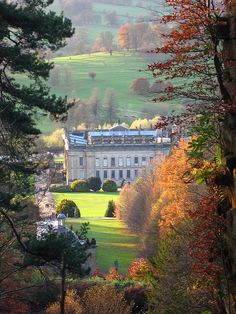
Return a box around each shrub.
[127,258,154,282]
[105,200,116,217]
[104,267,122,280]
[82,285,132,314]
[46,289,83,314]
[71,180,89,192]
[130,77,150,95]
[102,179,117,192]
[149,79,166,93]
[123,285,148,314]
[87,177,102,191]
[49,184,72,193]
[56,199,80,218]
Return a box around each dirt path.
[35,169,56,218]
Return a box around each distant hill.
[48,0,168,57]
[35,52,182,135]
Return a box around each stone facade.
[64,125,171,185]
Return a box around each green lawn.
[53,191,119,217]
[67,218,138,274]
[54,192,138,273]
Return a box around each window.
[134,169,138,177]
[126,157,131,167]
[111,157,115,167]
[134,157,139,166]
[142,156,146,166]
[96,158,100,167]
[119,170,123,179]
[150,156,153,162]
[96,170,100,177]
[72,157,76,168]
[103,158,108,167]
[104,170,108,179]
[111,170,115,179]
[118,157,123,167]
[79,157,84,166]
[79,170,85,179]
[127,169,131,179]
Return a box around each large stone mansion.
[64,125,172,185]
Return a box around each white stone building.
[64,125,171,185]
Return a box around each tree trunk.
[60,253,66,314]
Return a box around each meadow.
[53,191,137,273]
[36,51,179,134]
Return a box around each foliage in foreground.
[46,286,132,314]
[117,142,226,312]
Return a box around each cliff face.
[221,0,236,308]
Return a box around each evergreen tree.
[0,0,74,303]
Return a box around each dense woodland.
[0,0,236,313]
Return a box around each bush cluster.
[70,177,102,192]
[71,180,89,192]
[49,184,72,193]
[102,179,117,192]
[87,177,102,191]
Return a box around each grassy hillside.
[49,0,165,49]
[35,51,182,134]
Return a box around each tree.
[88,88,101,124]
[118,23,132,50]
[56,199,80,218]
[87,177,102,192]
[105,200,116,217]
[71,180,89,192]
[0,0,74,305]
[118,23,150,51]
[148,0,230,111]
[103,88,118,123]
[130,77,150,95]
[147,1,236,309]
[102,179,117,192]
[92,31,114,52]
[25,224,90,314]
[105,11,119,25]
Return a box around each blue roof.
[88,130,158,137]
[69,134,87,145]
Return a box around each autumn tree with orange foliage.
[117,142,226,312]
[148,0,235,136]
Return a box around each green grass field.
[53,191,137,273]
[53,191,119,217]
[49,51,178,115]
[67,218,138,274]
